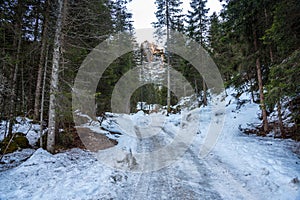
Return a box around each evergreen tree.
[34,0,50,120]
[209,0,300,137]
[109,0,133,33]
[152,0,184,112]
[263,0,300,138]
[184,0,210,106]
[266,50,300,137]
[95,0,135,113]
[217,0,270,133]
[152,0,184,42]
[207,12,220,53]
[185,0,210,45]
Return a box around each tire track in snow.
[130,125,173,200]
[126,114,223,200]
[202,153,259,200]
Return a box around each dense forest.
[0,0,299,153]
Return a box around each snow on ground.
[0,117,42,146]
[0,148,130,200]
[0,148,35,171]
[0,88,300,199]
[202,89,300,200]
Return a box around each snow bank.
[0,148,131,200]
[203,88,300,200]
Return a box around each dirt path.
[76,127,117,152]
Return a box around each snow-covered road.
[120,112,222,199]
[0,91,299,200]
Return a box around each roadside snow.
[0,148,35,171]
[202,89,300,200]
[0,148,128,200]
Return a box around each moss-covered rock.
[14,135,30,148]
[0,133,31,154]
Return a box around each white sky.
[127,0,223,29]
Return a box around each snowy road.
[127,150,222,200]
[121,113,222,200]
[0,91,299,199]
[89,99,300,200]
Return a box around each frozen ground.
[0,89,299,200]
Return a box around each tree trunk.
[263,7,274,63]
[34,0,49,120]
[253,28,268,134]
[8,1,23,135]
[194,79,198,94]
[33,5,40,42]
[8,35,21,135]
[277,101,285,138]
[47,0,64,153]
[8,38,21,135]
[166,0,171,114]
[40,45,49,148]
[202,79,207,106]
[21,61,25,112]
[249,78,255,103]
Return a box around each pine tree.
[185,0,210,106]
[152,0,184,42]
[0,0,135,151]
[218,0,269,133]
[265,50,300,137]
[95,0,134,113]
[152,0,184,112]
[7,0,26,135]
[264,0,300,138]
[185,0,209,45]
[52,0,117,147]
[109,0,133,33]
[34,0,50,120]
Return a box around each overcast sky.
[127,0,223,29]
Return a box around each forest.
[0,0,299,154]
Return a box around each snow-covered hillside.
[0,88,299,200]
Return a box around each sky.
[127,0,223,29]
